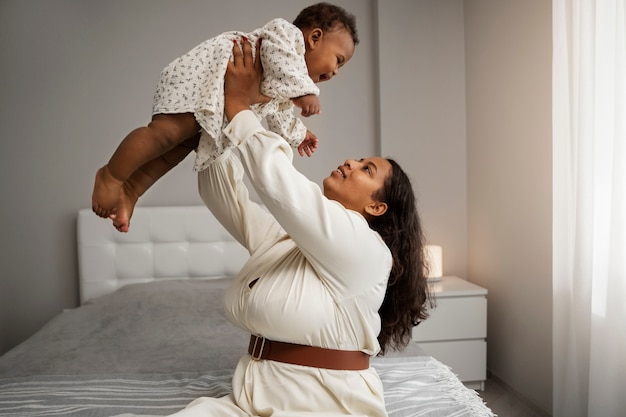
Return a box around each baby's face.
[304,28,355,83]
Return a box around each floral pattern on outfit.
[152,18,319,172]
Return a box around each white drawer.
[417,340,487,382]
[412,296,487,341]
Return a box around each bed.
[0,206,495,417]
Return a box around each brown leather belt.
[248,335,370,370]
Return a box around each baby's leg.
[92,113,199,218]
[92,165,123,218]
[113,134,200,232]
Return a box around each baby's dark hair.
[293,2,359,45]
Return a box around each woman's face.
[323,157,391,217]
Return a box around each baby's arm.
[265,106,319,157]
[265,103,306,152]
[292,94,321,117]
[297,130,318,157]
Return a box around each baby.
[92,2,359,230]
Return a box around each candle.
[424,244,443,279]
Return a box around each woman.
[119,38,432,417]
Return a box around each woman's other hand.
[224,37,270,120]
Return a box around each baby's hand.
[292,95,321,117]
[297,130,319,157]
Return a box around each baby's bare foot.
[92,165,123,218]
[112,182,139,233]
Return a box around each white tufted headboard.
[77,206,249,304]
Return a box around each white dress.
[167,110,392,416]
[151,18,319,172]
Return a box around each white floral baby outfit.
[152,18,319,172]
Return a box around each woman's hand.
[224,37,270,121]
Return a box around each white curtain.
[553,0,626,416]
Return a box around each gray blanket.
[0,280,248,376]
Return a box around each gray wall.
[0,0,553,414]
[378,0,552,413]
[378,0,468,279]
[465,0,553,413]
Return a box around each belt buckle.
[251,335,266,360]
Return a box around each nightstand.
[412,276,487,390]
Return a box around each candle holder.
[424,244,443,282]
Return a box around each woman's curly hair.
[368,159,434,354]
